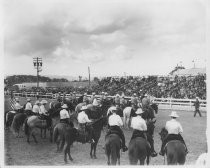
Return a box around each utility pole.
[88,66,90,88]
[33,57,42,89]
[192,60,195,68]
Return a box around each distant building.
[170,68,206,76]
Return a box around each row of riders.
[6,91,188,165]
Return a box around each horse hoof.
[93,156,97,159]
[69,158,73,161]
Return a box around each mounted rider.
[14,98,23,113]
[89,92,96,104]
[25,98,33,116]
[120,95,127,110]
[106,107,128,152]
[39,100,52,127]
[114,94,121,106]
[130,93,139,118]
[130,108,157,157]
[159,111,188,156]
[77,106,95,143]
[32,100,40,115]
[60,104,74,127]
[141,93,155,120]
[83,93,90,105]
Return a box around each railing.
[10,92,206,108]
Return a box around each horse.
[5,110,17,129]
[105,134,121,165]
[53,122,72,152]
[11,113,27,137]
[24,112,60,143]
[63,116,107,163]
[159,127,186,165]
[128,120,156,165]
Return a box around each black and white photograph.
[2,0,208,166]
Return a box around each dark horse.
[105,134,121,165]
[142,103,158,120]
[63,116,107,163]
[128,120,156,165]
[159,128,186,165]
[11,112,27,137]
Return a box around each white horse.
[123,107,132,129]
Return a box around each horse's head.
[151,103,158,114]
[159,127,168,141]
[147,119,156,135]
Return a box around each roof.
[172,68,206,76]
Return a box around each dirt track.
[4,96,207,165]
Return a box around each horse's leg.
[68,144,73,161]
[32,131,38,143]
[117,150,120,165]
[64,144,69,163]
[146,154,150,165]
[49,128,53,142]
[140,159,145,165]
[90,143,94,159]
[44,128,46,139]
[93,141,98,159]
[60,137,65,151]
[40,128,42,138]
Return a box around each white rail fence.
[10,92,206,110]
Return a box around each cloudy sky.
[3,0,206,77]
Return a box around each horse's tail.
[53,126,59,143]
[24,118,29,135]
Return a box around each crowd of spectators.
[6,74,206,100]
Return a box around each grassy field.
[4,96,207,165]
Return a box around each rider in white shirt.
[159,111,188,156]
[60,104,74,127]
[39,100,51,127]
[77,106,94,143]
[130,108,157,157]
[32,100,40,114]
[106,107,128,152]
[25,98,33,115]
[14,98,23,113]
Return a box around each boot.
[151,150,157,157]
[122,145,128,152]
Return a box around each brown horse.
[159,128,186,165]
[63,116,107,163]
[53,122,71,152]
[128,120,156,165]
[105,134,121,165]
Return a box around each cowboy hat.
[110,106,117,113]
[35,100,40,105]
[93,99,99,106]
[105,92,108,95]
[61,104,68,109]
[144,93,148,96]
[116,94,120,97]
[41,100,48,104]
[81,106,88,111]
[135,108,143,114]
[133,93,137,96]
[27,98,31,102]
[169,111,179,118]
